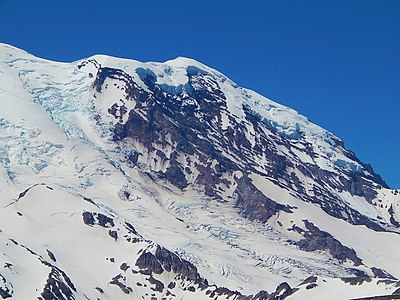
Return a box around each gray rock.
[295,220,363,266]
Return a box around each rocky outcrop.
[134,245,299,299]
[268,282,297,300]
[40,267,76,300]
[135,245,203,282]
[82,211,114,228]
[371,267,396,280]
[234,175,293,222]
[135,250,164,275]
[147,275,164,293]
[252,282,297,300]
[0,273,12,299]
[109,274,133,294]
[91,63,392,233]
[292,220,363,266]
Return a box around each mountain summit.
[0,43,399,299]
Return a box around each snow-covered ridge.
[93,51,371,175]
[86,54,389,192]
[2,42,364,174]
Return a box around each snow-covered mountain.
[0,43,399,300]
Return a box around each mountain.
[0,43,399,300]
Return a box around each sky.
[0,0,399,187]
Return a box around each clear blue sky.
[0,0,399,187]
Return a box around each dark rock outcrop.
[46,249,57,262]
[0,273,12,299]
[82,211,114,228]
[40,267,76,300]
[234,175,293,223]
[154,246,202,281]
[147,275,164,293]
[109,274,133,294]
[135,246,203,282]
[89,60,393,236]
[135,251,164,275]
[82,211,95,225]
[252,282,297,300]
[299,276,318,286]
[109,230,118,241]
[341,276,372,286]
[268,282,297,300]
[294,220,363,266]
[371,267,397,280]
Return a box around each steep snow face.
[0,43,399,300]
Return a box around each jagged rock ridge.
[89,58,393,231]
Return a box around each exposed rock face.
[291,220,362,266]
[109,274,133,294]
[135,245,204,282]
[371,267,396,280]
[269,282,297,300]
[135,250,164,275]
[234,175,293,222]
[40,267,76,300]
[133,247,299,299]
[252,282,297,300]
[90,62,394,232]
[291,220,363,266]
[82,211,114,228]
[341,276,372,286]
[147,275,164,293]
[46,249,57,262]
[0,273,12,299]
